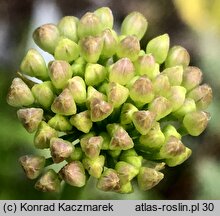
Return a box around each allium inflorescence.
[7,7,212,194]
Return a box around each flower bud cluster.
[7,7,212,194]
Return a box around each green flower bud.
[182,66,203,91]
[78,12,103,38]
[162,66,183,86]
[31,81,55,109]
[146,34,170,64]
[70,110,93,133]
[121,11,148,40]
[71,57,86,77]
[148,96,172,121]
[120,103,138,125]
[59,161,86,187]
[67,76,87,104]
[165,45,190,68]
[80,135,103,159]
[57,16,79,42]
[132,110,156,135]
[50,137,73,163]
[68,147,83,161]
[33,24,60,54]
[120,149,143,168]
[79,36,103,63]
[82,155,105,178]
[99,132,110,150]
[34,121,58,149]
[94,7,114,29]
[108,149,121,158]
[107,124,134,150]
[48,60,72,89]
[153,74,171,97]
[48,114,72,131]
[183,111,209,136]
[90,98,113,122]
[35,169,61,192]
[51,88,77,116]
[187,84,212,110]
[166,147,192,167]
[96,168,120,192]
[163,125,181,140]
[7,78,35,107]
[17,108,43,133]
[117,35,140,61]
[19,155,45,179]
[115,161,139,184]
[134,54,159,79]
[139,122,165,151]
[54,38,80,62]
[173,98,196,119]
[107,82,129,108]
[85,63,107,86]
[20,49,49,80]
[101,29,118,58]
[159,136,185,159]
[118,181,133,194]
[168,86,186,112]
[137,167,164,191]
[109,58,135,85]
[129,75,154,106]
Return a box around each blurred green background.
[0,0,220,200]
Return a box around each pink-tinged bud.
[35,169,61,192]
[17,108,43,133]
[59,161,86,187]
[19,155,45,179]
[107,124,134,150]
[51,88,77,116]
[77,12,103,39]
[80,135,103,159]
[108,58,135,85]
[117,35,140,61]
[7,78,34,107]
[132,110,156,135]
[159,136,185,159]
[148,96,172,121]
[187,84,212,110]
[79,36,103,63]
[134,54,159,79]
[96,168,120,192]
[137,167,164,191]
[90,98,113,122]
[50,137,73,163]
[48,60,72,90]
[182,66,203,91]
[33,24,60,54]
[129,75,154,106]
